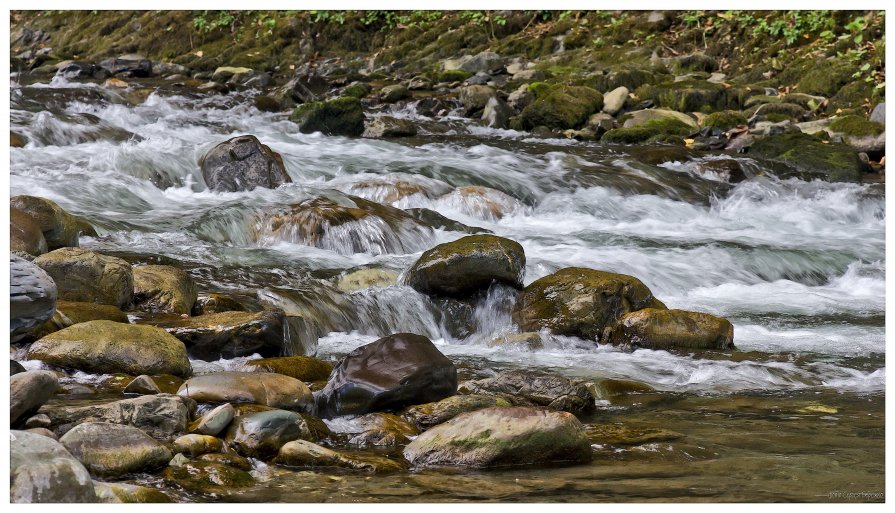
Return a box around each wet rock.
[190,403,235,436]
[290,97,364,136]
[24,414,52,429]
[403,235,525,297]
[28,320,191,377]
[459,85,497,115]
[636,79,726,113]
[403,406,592,469]
[196,451,252,470]
[584,378,656,404]
[404,208,491,234]
[346,413,420,447]
[93,481,172,503]
[11,360,27,375]
[254,95,282,112]
[10,254,57,342]
[152,61,188,76]
[210,66,252,83]
[11,130,28,147]
[400,394,511,430]
[362,116,418,138]
[622,108,699,130]
[161,461,253,495]
[486,332,544,350]
[461,51,504,74]
[273,72,330,106]
[10,430,96,503]
[676,53,718,73]
[458,370,595,415]
[605,308,735,350]
[512,267,666,340]
[98,55,152,77]
[132,265,197,315]
[29,300,130,340]
[11,370,58,425]
[177,372,313,412]
[415,97,451,117]
[172,434,223,456]
[60,422,172,477]
[11,207,47,256]
[380,84,410,103]
[199,135,291,193]
[316,333,457,418]
[33,248,133,308]
[244,355,334,382]
[747,132,865,183]
[152,309,306,360]
[192,293,247,315]
[602,86,629,115]
[123,375,161,395]
[275,439,406,472]
[223,409,312,458]
[520,86,604,130]
[336,268,400,292]
[585,424,683,446]
[507,84,535,111]
[39,394,190,439]
[481,96,512,129]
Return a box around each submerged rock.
[275,439,406,472]
[400,394,511,430]
[199,135,291,192]
[11,370,58,425]
[458,370,595,415]
[132,265,198,315]
[223,409,312,458]
[512,267,666,340]
[435,185,522,221]
[403,235,525,297]
[161,461,254,495]
[59,422,172,477]
[244,355,334,382]
[33,248,133,309]
[403,406,592,469]
[10,195,90,250]
[176,372,313,412]
[92,481,172,503]
[290,97,364,136]
[10,430,96,503]
[10,254,57,343]
[39,394,190,438]
[605,308,735,350]
[28,320,191,377]
[346,413,420,447]
[316,333,458,418]
[123,375,161,395]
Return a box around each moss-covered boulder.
[11,207,47,256]
[33,248,133,309]
[400,394,512,430]
[605,308,735,350]
[747,132,865,183]
[675,53,718,73]
[403,406,592,469]
[519,85,604,130]
[703,110,747,131]
[799,61,856,96]
[199,135,291,193]
[10,430,96,503]
[243,355,333,382]
[133,265,197,315]
[601,117,693,144]
[224,409,313,458]
[403,235,525,297]
[290,97,364,136]
[275,439,406,472]
[827,115,886,155]
[92,481,172,503]
[176,371,313,411]
[745,101,807,122]
[161,461,254,495]
[10,195,92,250]
[343,82,372,98]
[380,84,410,103]
[512,267,666,340]
[28,320,191,377]
[457,370,595,415]
[636,79,728,112]
[59,422,172,478]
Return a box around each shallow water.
[10,76,885,502]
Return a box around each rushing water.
[10,76,885,502]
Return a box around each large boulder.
[458,370,595,415]
[243,355,334,382]
[275,439,405,473]
[10,254,57,343]
[223,409,312,458]
[28,320,191,377]
[747,132,865,183]
[151,309,308,360]
[290,97,364,136]
[316,333,457,418]
[400,394,511,429]
[132,265,197,315]
[519,86,604,130]
[459,85,497,115]
[199,135,291,192]
[512,267,666,340]
[403,406,592,468]
[10,195,91,250]
[176,372,313,411]
[11,207,47,256]
[59,422,172,477]
[461,51,504,74]
[98,55,152,77]
[10,430,97,503]
[11,370,58,425]
[402,235,525,297]
[32,248,133,309]
[38,394,190,438]
[605,308,735,350]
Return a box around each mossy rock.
[290,97,364,136]
[59,422,172,478]
[435,69,472,83]
[11,207,48,257]
[828,115,884,137]
[527,81,552,98]
[244,356,334,382]
[10,195,91,250]
[161,461,254,495]
[747,132,864,183]
[519,85,603,130]
[607,68,655,91]
[703,110,747,131]
[132,264,197,315]
[744,101,807,121]
[32,248,133,309]
[605,308,735,350]
[675,53,718,73]
[400,394,512,430]
[343,82,372,99]
[93,481,173,503]
[636,79,728,113]
[799,61,855,96]
[601,117,693,144]
[829,80,878,112]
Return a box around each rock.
[11,207,47,256]
[622,108,699,130]
[11,360,27,375]
[123,375,161,395]
[415,97,451,117]
[11,130,28,147]
[273,72,330,106]
[98,55,152,77]
[290,97,364,136]
[481,97,512,129]
[192,293,247,315]
[190,403,235,436]
[254,95,282,112]
[519,86,604,130]
[39,394,190,439]
[442,56,474,71]
[25,427,57,439]
[636,79,726,112]
[460,51,504,74]
[172,434,223,456]
[346,413,420,447]
[404,208,490,235]
[10,430,96,503]
[458,370,595,415]
[827,115,886,155]
[32,248,133,308]
[29,300,129,340]
[93,481,172,503]
[336,268,400,292]
[223,409,312,458]
[403,406,592,469]
[585,378,656,402]
[407,76,432,90]
[152,309,306,360]
[507,84,535,111]
[380,84,410,103]
[602,86,629,115]
[177,372,313,411]
[403,235,525,297]
[11,371,58,425]
[103,78,128,88]
[28,320,191,377]
[459,85,497,115]
[486,332,544,350]
[870,102,885,124]
[343,82,373,98]
[513,69,545,82]
[400,394,511,430]
[24,414,52,429]
[605,308,735,350]
[464,72,491,85]
[676,53,718,72]
[10,254,57,343]
[316,333,457,418]
[161,461,253,495]
[585,424,682,446]
[703,110,748,131]
[211,66,253,82]
[132,265,197,315]
[275,439,405,472]
[59,422,172,477]
[152,61,188,76]
[512,267,666,340]
[199,135,291,193]
[362,116,418,138]
[747,132,865,183]
[244,356,333,382]
[196,451,252,470]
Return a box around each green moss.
[764,113,793,123]
[748,132,864,183]
[343,83,372,99]
[601,118,693,144]
[528,82,552,98]
[635,79,727,113]
[435,69,472,83]
[703,110,748,130]
[799,61,856,96]
[290,97,364,136]
[519,86,603,130]
[828,115,885,137]
[744,101,807,121]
